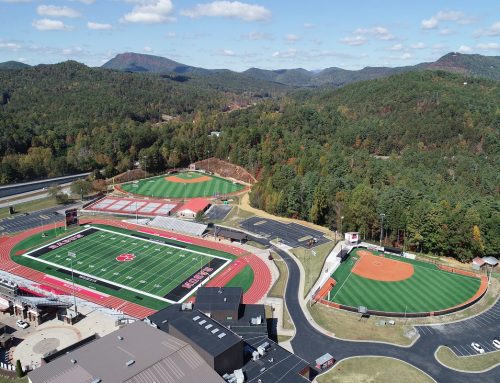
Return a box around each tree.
[70,179,92,198]
[15,359,24,377]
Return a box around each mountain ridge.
[100,51,500,86]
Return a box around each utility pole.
[68,251,78,316]
[379,213,386,247]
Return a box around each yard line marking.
[452,346,463,356]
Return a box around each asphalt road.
[272,245,500,383]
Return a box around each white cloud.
[166,31,176,38]
[387,43,403,51]
[221,49,235,56]
[439,28,454,35]
[122,0,175,24]
[0,41,22,51]
[61,46,83,55]
[32,18,73,31]
[458,45,472,53]
[285,34,300,42]
[401,53,412,60]
[303,22,314,29]
[37,5,81,18]
[354,26,394,40]
[87,21,112,30]
[481,21,500,36]
[0,0,32,3]
[410,42,426,49]
[143,46,153,52]
[181,1,271,22]
[421,17,438,29]
[476,42,500,51]
[72,0,95,4]
[421,10,475,30]
[241,31,272,40]
[340,35,366,46]
[272,49,297,58]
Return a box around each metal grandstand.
[147,216,208,237]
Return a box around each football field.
[119,172,245,198]
[18,225,233,307]
[327,249,483,313]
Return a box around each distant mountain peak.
[0,60,31,70]
[102,52,195,74]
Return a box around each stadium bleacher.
[147,216,208,237]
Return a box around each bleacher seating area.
[147,216,208,237]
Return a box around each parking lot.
[0,206,65,234]
[239,216,331,248]
[418,299,500,355]
[204,204,233,221]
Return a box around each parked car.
[492,339,500,349]
[16,319,29,329]
[471,342,485,354]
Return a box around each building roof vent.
[117,336,124,341]
[126,360,135,367]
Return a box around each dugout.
[383,246,403,255]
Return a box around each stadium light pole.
[68,251,78,316]
[379,213,386,247]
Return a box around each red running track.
[0,218,272,318]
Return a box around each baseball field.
[118,171,245,198]
[326,248,484,313]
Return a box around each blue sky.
[0,0,498,71]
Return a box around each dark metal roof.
[242,336,311,383]
[195,286,242,313]
[214,227,248,241]
[28,321,224,383]
[217,304,268,340]
[148,306,243,357]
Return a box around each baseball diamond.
[117,171,245,198]
[325,248,486,314]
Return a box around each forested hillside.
[0,63,498,261]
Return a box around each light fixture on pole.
[379,213,386,247]
[67,251,78,316]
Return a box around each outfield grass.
[11,224,235,309]
[120,172,244,198]
[436,346,500,372]
[0,377,27,383]
[225,265,254,292]
[317,357,435,383]
[328,248,482,313]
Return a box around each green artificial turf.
[328,249,482,313]
[225,265,255,292]
[120,172,244,198]
[10,224,235,309]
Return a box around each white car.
[16,319,29,329]
[493,339,500,349]
[471,342,485,354]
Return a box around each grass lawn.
[10,224,235,309]
[435,346,500,372]
[317,357,434,383]
[268,252,294,331]
[290,241,336,298]
[225,265,254,292]
[309,302,415,346]
[328,248,481,313]
[0,377,27,383]
[120,172,244,198]
[0,197,59,219]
